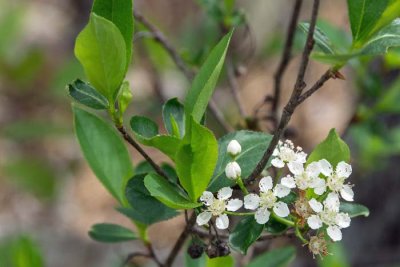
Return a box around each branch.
[297,69,335,104]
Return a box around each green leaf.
[361,19,400,55]
[185,30,233,124]
[208,131,273,192]
[123,174,179,225]
[374,75,400,113]
[185,252,206,267]
[371,0,400,37]
[74,13,126,102]
[229,216,264,254]
[162,98,185,138]
[88,223,136,243]
[246,246,296,267]
[0,235,44,267]
[298,23,335,54]
[92,0,133,70]
[340,202,370,218]
[318,243,350,267]
[144,173,202,209]
[265,218,289,235]
[118,81,133,114]
[130,116,181,160]
[73,106,133,204]
[176,117,218,201]
[306,128,350,167]
[206,256,234,267]
[68,79,109,109]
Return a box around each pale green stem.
[271,212,295,227]
[225,211,254,216]
[295,225,308,244]
[236,177,249,195]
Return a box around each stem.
[236,177,249,195]
[295,225,308,244]
[271,212,295,227]
[225,211,254,216]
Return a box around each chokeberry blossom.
[244,176,291,224]
[307,193,351,242]
[197,187,243,229]
[227,139,241,157]
[271,140,307,169]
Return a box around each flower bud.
[225,161,241,180]
[227,140,241,156]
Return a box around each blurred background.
[0,0,399,266]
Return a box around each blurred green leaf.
[162,98,185,138]
[89,223,136,243]
[374,75,400,113]
[206,256,234,267]
[185,252,206,267]
[298,23,335,54]
[246,246,296,267]
[1,119,68,141]
[265,218,289,235]
[340,202,370,218]
[229,216,264,254]
[75,13,126,102]
[318,243,350,267]
[73,106,133,204]
[68,79,109,109]
[0,235,44,267]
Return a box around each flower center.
[320,209,337,225]
[296,172,312,190]
[209,199,226,216]
[280,147,296,162]
[259,191,276,209]
[327,174,344,192]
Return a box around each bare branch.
[297,69,335,104]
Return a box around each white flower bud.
[225,161,241,180]
[227,140,241,156]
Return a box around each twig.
[297,69,334,104]
[227,57,247,118]
[123,252,151,266]
[146,243,163,267]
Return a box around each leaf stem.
[295,225,308,244]
[271,212,295,227]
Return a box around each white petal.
[196,211,212,226]
[336,213,351,228]
[226,198,243,211]
[215,214,229,229]
[255,207,271,224]
[336,161,352,178]
[306,161,321,177]
[324,192,340,211]
[244,194,260,210]
[272,148,279,156]
[259,176,273,192]
[296,151,307,163]
[273,184,291,198]
[288,161,304,176]
[200,191,214,206]
[218,187,233,200]
[314,185,327,196]
[307,215,323,229]
[271,158,285,168]
[327,225,342,241]
[340,185,354,202]
[309,198,323,213]
[319,159,333,177]
[225,162,241,180]
[281,175,296,188]
[311,178,326,195]
[273,202,290,217]
[227,140,241,156]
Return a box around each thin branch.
[227,57,247,118]
[297,69,334,104]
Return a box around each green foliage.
[92,0,133,70]
[340,202,370,218]
[265,218,289,235]
[118,81,133,115]
[88,223,137,243]
[162,98,186,138]
[75,13,127,102]
[130,115,181,160]
[144,173,202,209]
[0,235,44,267]
[185,30,233,124]
[73,106,133,204]
[122,174,179,225]
[208,131,273,192]
[318,243,350,267]
[362,19,400,55]
[374,76,400,113]
[68,79,109,109]
[176,117,218,201]
[246,246,296,267]
[229,216,264,254]
[206,256,235,267]
[298,23,335,55]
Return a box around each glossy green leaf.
[162,98,185,138]
[88,223,136,243]
[68,79,109,109]
[298,23,335,54]
[144,173,202,209]
[75,13,126,102]
[371,0,400,36]
[92,0,133,70]
[306,129,350,167]
[123,174,179,225]
[185,30,233,123]
[229,216,264,254]
[208,131,272,192]
[118,81,133,114]
[73,106,133,204]
[130,116,181,160]
[206,256,234,267]
[340,202,370,218]
[176,117,218,201]
[246,246,296,267]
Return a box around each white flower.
[227,139,241,156]
[288,161,322,191]
[196,187,243,229]
[307,193,351,242]
[244,176,291,224]
[317,159,354,201]
[225,161,241,180]
[271,140,307,169]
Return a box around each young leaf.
[162,98,185,138]
[118,81,133,115]
[208,131,273,192]
[73,106,133,204]
[306,128,350,167]
[246,246,296,267]
[298,23,335,54]
[75,13,126,102]
[340,202,370,218]
[185,30,233,124]
[121,174,179,225]
[130,116,181,160]
[92,0,133,70]
[229,216,264,254]
[88,223,136,243]
[175,117,218,201]
[144,173,202,210]
[206,256,235,267]
[68,79,109,109]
